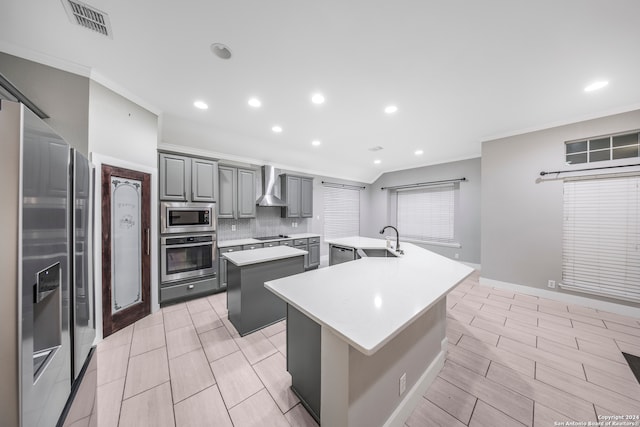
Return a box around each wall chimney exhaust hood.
[256,165,287,207]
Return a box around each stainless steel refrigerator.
[1,99,96,426]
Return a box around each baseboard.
[461,261,481,270]
[383,337,447,427]
[479,277,640,319]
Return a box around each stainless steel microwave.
[161,202,216,234]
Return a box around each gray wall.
[362,158,481,265]
[0,52,90,156]
[481,109,640,308]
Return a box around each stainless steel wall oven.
[161,234,217,283]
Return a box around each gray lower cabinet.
[159,153,217,202]
[160,276,217,303]
[287,304,321,423]
[308,242,320,268]
[218,165,257,219]
[281,175,313,218]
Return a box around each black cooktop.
[254,235,290,241]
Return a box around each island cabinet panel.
[226,255,304,336]
[287,305,321,423]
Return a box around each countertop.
[218,233,321,248]
[265,237,473,355]
[223,246,308,267]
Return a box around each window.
[396,184,456,244]
[562,174,640,302]
[565,131,640,165]
[323,186,360,239]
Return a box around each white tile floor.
[85,271,640,427]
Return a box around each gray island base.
[224,246,306,336]
[266,237,473,426]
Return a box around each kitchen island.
[223,245,306,336]
[265,237,473,426]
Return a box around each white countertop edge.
[223,246,307,266]
[265,272,470,355]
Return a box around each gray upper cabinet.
[159,153,218,202]
[191,158,217,202]
[301,177,313,218]
[159,153,189,201]
[218,165,257,219]
[218,165,236,218]
[238,168,257,218]
[281,174,313,218]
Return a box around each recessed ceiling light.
[210,43,232,60]
[414,149,424,155]
[311,93,325,104]
[248,97,262,108]
[384,105,398,114]
[584,81,609,92]
[312,140,321,146]
[193,100,208,110]
[272,125,283,133]
[374,159,381,164]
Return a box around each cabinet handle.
[146,228,150,256]
[192,191,194,201]
[228,249,234,252]
[183,191,186,200]
[187,285,194,290]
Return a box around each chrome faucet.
[379,226,401,252]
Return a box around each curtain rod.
[381,177,466,191]
[540,163,640,176]
[321,181,366,190]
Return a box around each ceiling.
[2,1,640,183]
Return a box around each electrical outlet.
[454,253,459,259]
[399,373,407,396]
[231,224,236,231]
[547,280,556,289]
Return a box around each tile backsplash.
[217,207,309,241]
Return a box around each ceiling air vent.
[62,0,112,38]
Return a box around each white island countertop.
[265,237,473,355]
[223,246,307,267]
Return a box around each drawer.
[293,238,308,246]
[308,237,320,244]
[264,241,280,248]
[161,277,217,303]
[220,245,242,254]
[280,240,294,247]
[242,243,264,250]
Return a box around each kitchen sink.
[359,248,399,258]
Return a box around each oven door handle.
[162,242,214,249]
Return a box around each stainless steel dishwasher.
[329,245,356,266]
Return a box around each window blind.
[323,186,360,239]
[397,184,455,243]
[562,175,640,302]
